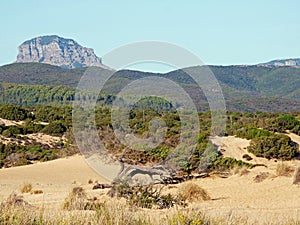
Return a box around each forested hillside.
[0,63,299,112]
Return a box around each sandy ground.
[0,155,108,209]
[0,118,24,126]
[0,134,300,224]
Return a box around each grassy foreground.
[1,192,300,225]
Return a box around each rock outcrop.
[259,58,300,67]
[16,35,103,69]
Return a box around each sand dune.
[1,135,300,224]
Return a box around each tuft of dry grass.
[0,193,32,209]
[88,179,93,184]
[276,163,294,177]
[179,182,211,202]
[63,186,87,210]
[254,172,269,183]
[231,165,250,176]
[20,183,32,193]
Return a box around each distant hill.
[0,62,299,112]
[16,35,103,69]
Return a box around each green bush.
[236,127,271,140]
[247,134,298,160]
[41,121,66,136]
[210,156,251,171]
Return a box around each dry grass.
[20,183,32,193]
[231,165,250,176]
[179,182,211,202]
[0,193,32,210]
[276,163,294,177]
[1,192,300,224]
[254,172,270,183]
[63,186,87,210]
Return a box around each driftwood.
[92,183,112,190]
[91,155,211,190]
[92,173,209,190]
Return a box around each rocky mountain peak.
[259,58,300,67]
[16,35,103,69]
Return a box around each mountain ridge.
[0,62,299,112]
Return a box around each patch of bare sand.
[0,132,66,147]
[211,135,300,170]
[0,155,108,208]
[0,118,24,126]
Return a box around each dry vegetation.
[20,183,32,194]
[276,163,294,177]
[178,182,211,202]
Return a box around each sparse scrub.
[108,179,186,209]
[63,186,103,211]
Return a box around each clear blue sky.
[1,0,300,69]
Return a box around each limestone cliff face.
[259,58,300,67]
[16,35,102,69]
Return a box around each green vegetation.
[247,134,298,160]
[235,127,271,140]
[0,101,299,170]
[1,63,300,111]
[109,179,186,209]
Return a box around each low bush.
[108,179,186,209]
[210,156,251,171]
[247,134,298,160]
[236,127,271,140]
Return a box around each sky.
[1,0,300,71]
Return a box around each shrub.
[236,127,271,140]
[210,156,251,171]
[41,121,66,136]
[108,179,186,209]
[247,134,298,160]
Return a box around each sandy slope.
[0,155,108,208]
[0,135,300,224]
